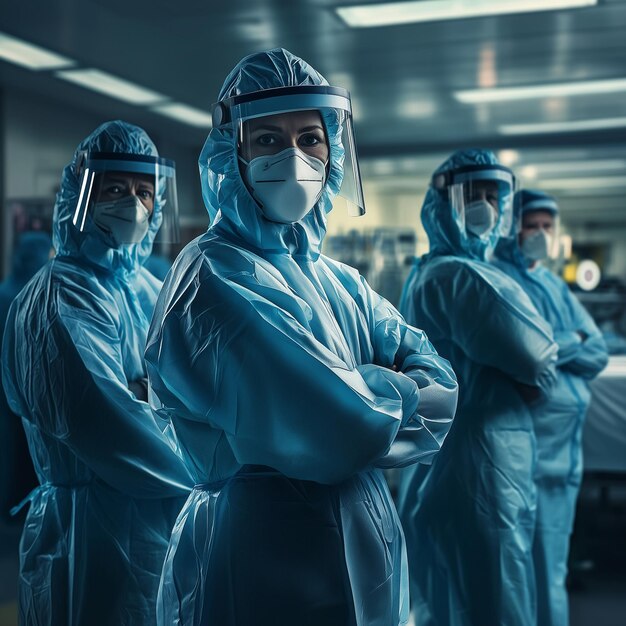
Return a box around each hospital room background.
[1,1,626,625]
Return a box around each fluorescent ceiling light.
[336,0,596,28]
[455,78,626,103]
[499,117,626,135]
[56,69,167,105]
[397,99,436,119]
[370,159,396,175]
[519,159,626,179]
[0,32,74,70]
[152,103,213,127]
[539,176,626,190]
[497,149,520,166]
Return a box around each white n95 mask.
[521,229,552,262]
[464,200,497,238]
[243,147,326,224]
[92,195,151,246]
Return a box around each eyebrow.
[250,124,283,133]
[250,124,325,133]
[102,176,130,185]
[103,176,154,188]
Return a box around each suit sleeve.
[359,277,459,468]
[2,282,192,499]
[145,269,437,485]
[557,285,608,379]
[421,263,558,396]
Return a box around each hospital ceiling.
[1,0,626,226]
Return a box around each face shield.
[72,152,179,243]
[212,85,366,217]
[432,164,516,238]
[517,199,561,261]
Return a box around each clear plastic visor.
[518,205,561,259]
[216,87,365,216]
[72,152,179,243]
[447,168,515,237]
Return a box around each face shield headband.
[211,85,366,217]
[72,152,180,243]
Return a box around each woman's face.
[239,110,329,164]
[95,172,156,215]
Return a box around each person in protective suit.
[145,48,459,626]
[0,231,52,522]
[493,188,608,626]
[395,150,559,626]
[1,120,192,625]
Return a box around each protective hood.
[495,188,557,271]
[53,120,163,276]
[421,149,506,262]
[199,48,344,259]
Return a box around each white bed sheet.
[583,356,626,473]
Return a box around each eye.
[137,188,154,201]
[487,193,499,207]
[299,132,324,147]
[104,184,124,195]
[256,133,280,146]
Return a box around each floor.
[567,476,626,626]
[0,477,624,626]
[0,520,19,626]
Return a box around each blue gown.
[494,219,608,626]
[0,232,52,521]
[1,121,192,625]
[395,149,559,626]
[145,48,459,626]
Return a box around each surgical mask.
[92,195,151,245]
[243,147,326,224]
[464,200,497,238]
[521,229,552,262]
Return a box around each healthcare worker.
[494,189,608,626]
[1,120,192,625]
[0,231,52,521]
[145,48,459,626]
[395,150,559,626]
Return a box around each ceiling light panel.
[0,32,74,70]
[56,69,166,105]
[336,0,597,28]
[151,103,213,127]
[455,78,626,103]
[499,117,626,135]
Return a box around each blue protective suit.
[395,150,559,626]
[1,121,192,625]
[145,49,459,626]
[0,232,52,521]
[494,190,608,626]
